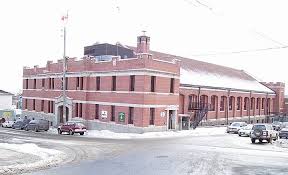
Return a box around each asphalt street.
[1,127,288,175]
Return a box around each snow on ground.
[0,143,66,175]
[275,139,288,148]
[82,127,227,139]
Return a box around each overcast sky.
[0,0,287,94]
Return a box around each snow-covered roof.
[180,68,274,93]
[127,46,274,93]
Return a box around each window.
[51,78,54,89]
[149,108,155,125]
[237,97,241,110]
[112,76,116,91]
[65,77,68,90]
[188,95,198,110]
[262,98,265,109]
[170,78,174,93]
[25,99,28,109]
[251,98,255,110]
[151,76,156,92]
[96,77,100,91]
[33,99,35,110]
[128,107,134,124]
[42,79,45,88]
[210,96,216,111]
[130,75,135,91]
[79,103,82,118]
[75,103,78,117]
[229,97,233,111]
[41,100,44,111]
[220,96,225,111]
[25,79,28,89]
[76,77,80,89]
[244,97,249,110]
[51,101,54,113]
[80,77,83,90]
[48,78,51,89]
[47,101,51,113]
[33,79,36,89]
[95,104,99,119]
[256,98,260,109]
[111,105,115,121]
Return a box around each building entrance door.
[58,106,69,124]
[168,110,176,129]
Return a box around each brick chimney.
[137,31,150,54]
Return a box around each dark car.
[25,119,49,132]
[250,124,278,143]
[279,127,288,139]
[58,122,87,135]
[272,121,282,131]
[12,119,31,130]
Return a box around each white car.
[238,124,253,137]
[227,122,247,133]
[2,120,15,128]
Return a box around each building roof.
[0,90,13,96]
[128,46,274,93]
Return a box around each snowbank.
[83,127,226,139]
[275,139,288,148]
[0,143,65,175]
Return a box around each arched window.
[188,94,198,110]
[220,96,227,111]
[229,96,235,111]
[211,95,217,111]
[256,98,260,109]
[236,97,242,110]
[251,97,255,110]
[262,98,265,109]
[200,95,208,109]
[244,97,249,110]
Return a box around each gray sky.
[0,0,287,94]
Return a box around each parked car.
[25,119,49,132]
[58,122,87,135]
[279,127,288,139]
[238,124,253,137]
[280,122,288,129]
[12,119,31,130]
[227,122,247,133]
[250,124,278,143]
[1,120,15,128]
[272,121,282,131]
[0,118,5,124]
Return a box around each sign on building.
[101,110,108,119]
[118,112,125,122]
[160,111,166,117]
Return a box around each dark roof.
[0,90,13,95]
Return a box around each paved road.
[1,127,288,175]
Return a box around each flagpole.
[62,15,67,124]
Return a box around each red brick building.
[22,35,285,132]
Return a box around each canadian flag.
[61,15,68,21]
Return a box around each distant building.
[0,90,15,120]
[0,90,13,110]
[22,34,285,133]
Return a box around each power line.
[190,45,288,56]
